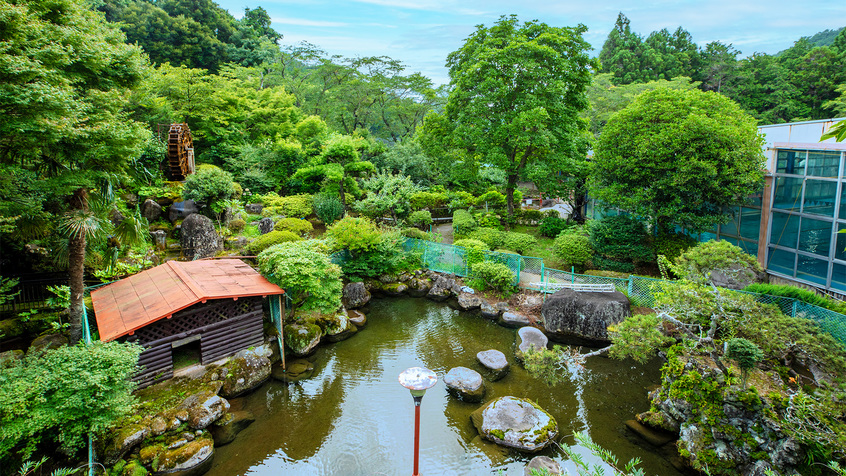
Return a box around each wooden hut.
[91,259,284,388]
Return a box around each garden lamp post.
[398,366,437,476]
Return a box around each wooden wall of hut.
[126,297,264,388]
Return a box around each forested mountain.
[599,13,846,123]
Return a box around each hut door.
[171,334,202,370]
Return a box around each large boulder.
[342,282,371,309]
[443,367,485,403]
[180,214,221,260]
[407,277,433,297]
[541,289,630,344]
[151,230,167,251]
[470,396,558,452]
[427,275,461,301]
[245,203,263,215]
[257,217,274,235]
[479,301,500,319]
[284,322,322,356]
[708,263,765,290]
[525,456,562,476]
[100,423,150,466]
[179,390,230,430]
[168,200,199,222]
[0,349,24,368]
[219,348,272,398]
[323,310,357,343]
[209,410,254,447]
[516,327,548,359]
[28,333,68,354]
[142,199,163,222]
[476,349,509,381]
[139,431,214,476]
[456,293,483,312]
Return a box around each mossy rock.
[283,322,322,356]
[470,396,557,453]
[271,359,315,383]
[380,282,408,296]
[0,318,28,339]
[143,431,214,476]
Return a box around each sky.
[216,0,846,86]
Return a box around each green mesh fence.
[389,238,846,345]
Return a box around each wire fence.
[392,237,846,345]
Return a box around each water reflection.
[208,298,684,476]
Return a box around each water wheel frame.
[167,123,195,181]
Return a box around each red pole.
[413,403,421,476]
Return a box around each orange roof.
[91,259,283,342]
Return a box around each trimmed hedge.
[743,283,846,314]
[453,209,478,237]
[467,227,504,250]
[408,210,433,229]
[501,232,537,255]
[471,261,515,292]
[260,193,314,218]
[274,217,314,236]
[553,233,593,272]
[245,230,301,255]
[401,228,430,240]
[453,238,491,250]
[539,216,568,238]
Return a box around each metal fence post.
[516,256,522,287]
[571,266,575,284]
[792,300,798,318]
[628,276,633,296]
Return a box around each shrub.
[401,228,430,240]
[453,209,477,237]
[470,261,515,292]
[726,338,764,388]
[313,193,344,225]
[409,190,448,210]
[447,191,475,210]
[0,342,142,465]
[257,241,342,313]
[590,215,654,269]
[655,230,697,263]
[260,193,314,218]
[182,165,235,214]
[539,216,569,238]
[274,218,314,236]
[501,232,537,255]
[743,283,846,314]
[468,227,505,250]
[475,190,507,209]
[671,240,762,284]
[453,239,491,250]
[340,230,414,278]
[228,218,246,233]
[408,210,433,229]
[326,216,381,253]
[553,233,593,271]
[245,230,301,255]
[522,209,543,222]
[476,212,502,229]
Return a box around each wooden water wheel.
[167,123,195,181]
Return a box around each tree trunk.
[68,188,89,344]
[570,178,588,223]
[506,173,518,221]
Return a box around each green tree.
[598,13,646,85]
[443,15,594,219]
[590,88,765,232]
[725,337,765,389]
[0,0,149,342]
[292,134,375,210]
[0,342,142,467]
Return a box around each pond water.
[207,298,685,476]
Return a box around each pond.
[207,297,685,475]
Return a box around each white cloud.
[272,17,349,27]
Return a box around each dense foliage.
[0,342,142,466]
[591,88,765,232]
[553,232,593,272]
[671,240,762,284]
[257,241,342,312]
[273,218,313,236]
[744,283,846,314]
[470,261,516,292]
[589,215,653,272]
[245,230,301,255]
[182,165,235,215]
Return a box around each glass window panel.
[776,150,805,174]
[806,150,841,177]
[802,179,837,217]
[720,207,739,236]
[698,232,717,242]
[836,223,846,262]
[796,255,828,285]
[738,240,759,257]
[745,189,764,208]
[840,186,846,220]
[721,236,740,248]
[798,217,833,256]
[772,177,803,211]
[739,207,761,241]
[832,263,846,293]
[767,247,795,276]
[769,212,799,249]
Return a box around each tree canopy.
[590,88,765,231]
[440,15,594,218]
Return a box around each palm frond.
[58,209,108,240]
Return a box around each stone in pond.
[456,292,483,311]
[625,419,676,447]
[541,288,630,345]
[99,423,150,466]
[499,311,531,328]
[348,309,366,328]
[525,456,562,476]
[142,431,214,476]
[219,348,271,398]
[443,366,485,403]
[342,282,371,309]
[284,322,322,356]
[480,301,499,319]
[179,390,230,430]
[516,327,548,360]
[471,396,558,452]
[323,310,357,343]
[271,359,315,383]
[210,410,255,447]
[476,349,509,381]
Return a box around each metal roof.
[91,259,283,342]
